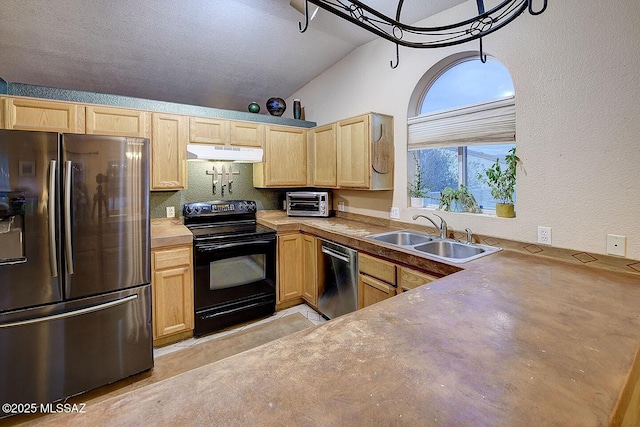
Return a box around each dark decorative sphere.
[266,97,286,116]
[248,102,260,113]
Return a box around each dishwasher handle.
[321,246,351,263]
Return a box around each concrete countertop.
[70,211,640,426]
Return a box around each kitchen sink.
[365,230,501,263]
[414,240,485,259]
[368,230,432,246]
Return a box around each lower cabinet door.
[152,246,194,341]
[358,273,396,309]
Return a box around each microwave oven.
[286,192,332,217]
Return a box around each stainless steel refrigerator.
[0,130,152,416]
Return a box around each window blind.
[407,96,515,149]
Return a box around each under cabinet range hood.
[186,144,263,162]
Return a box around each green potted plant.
[408,153,431,207]
[477,147,520,218]
[438,185,479,212]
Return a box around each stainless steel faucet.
[412,214,448,239]
[464,227,473,244]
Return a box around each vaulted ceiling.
[0,0,466,112]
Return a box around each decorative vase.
[266,97,286,116]
[248,102,260,113]
[451,200,464,212]
[495,203,515,218]
[410,197,423,208]
[293,99,301,119]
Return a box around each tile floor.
[153,303,327,358]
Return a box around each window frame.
[407,54,516,213]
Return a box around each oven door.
[193,233,276,336]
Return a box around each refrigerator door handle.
[64,160,74,275]
[0,294,138,329]
[49,160,58,277]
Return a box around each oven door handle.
[197,239,274,252]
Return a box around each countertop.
[150,218,192,249]
[70,212,640,426]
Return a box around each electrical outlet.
[607,234,626,257]
[537,226,552,245]
[166,206,175,218]
[390,207,400,219]
[338,202,345,212]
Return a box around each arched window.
[408,56,516,212]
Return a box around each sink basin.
[365,230,501,263]
[414,240,485,259]
[367,230,432,246]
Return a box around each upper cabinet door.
[261,125,307,187]
[230,121,264,147]
[310,123,337,188]
[337,114,370,188]
[151,113,188,190]
[189,116,230,145]
[336,113,394,191]
[1,97,85,133]
[85,105,151,138]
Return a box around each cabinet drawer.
[358,253,396,284]
[397,267,438,292]
[153,246,192,270]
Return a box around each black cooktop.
[183,200,275,241]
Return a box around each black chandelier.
[296,0,548,68]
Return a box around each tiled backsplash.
[150,162,284,219]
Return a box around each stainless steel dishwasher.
[318,239,358,319]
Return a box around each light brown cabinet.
[254,125,307,187]
[1,96,85,133]
[230,120,263,147]
[358,252,397,309]
[278,233,303,303]
[151,245,194,344]
[358,252,438,309]
[302,234,319,307]
[397,266,438,293]
[189,117,264,148]
[309,123,337,187]
[277,232,319,309]
[189,116,229,145]
[85,105,150,137]
[151,112,188,190]
[336,113,394,190]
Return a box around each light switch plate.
[607,234,626,257]
[338,202,345,212]
[166,206,175,218]
[390,207,400,219]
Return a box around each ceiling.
[0,0,466,113]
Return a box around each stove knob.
[249,202,256,211]
[194,206,201,214]
[185,205,193,214]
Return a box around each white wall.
[289,0,640,260]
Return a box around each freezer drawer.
[0,285,153,417]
